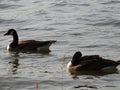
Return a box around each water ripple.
[101,0,120,5]
[0,3,22,9]
[88,19,120,27]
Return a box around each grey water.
[1,0,120,90]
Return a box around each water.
[0,0,120,90]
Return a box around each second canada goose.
[67,51,120,72]
[4,29,56,52]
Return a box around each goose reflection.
[70,69,119,78]
[8,52,19,74]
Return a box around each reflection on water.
[8,52,19,74]
[70,70,119,78]
[9,59,19,74]
[68,65,119,78]
[8,49,51,55]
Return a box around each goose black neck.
[11,31,19,48]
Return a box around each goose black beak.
[4,32,8,36]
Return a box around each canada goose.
[67,51,120,72]
[4,29,56,52]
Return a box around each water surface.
[0,0,120,90]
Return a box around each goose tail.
[49,40,57,44]
[117,60,120,65]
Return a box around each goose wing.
[78,59,118,71]
[18,40,56,50]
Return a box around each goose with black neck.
[67,51,120,74]
[4,29,56,53]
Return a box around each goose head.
[4,29,17,36]
[67,51,82,69]
[71,51,82,66]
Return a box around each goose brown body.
[4,29,56,52]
